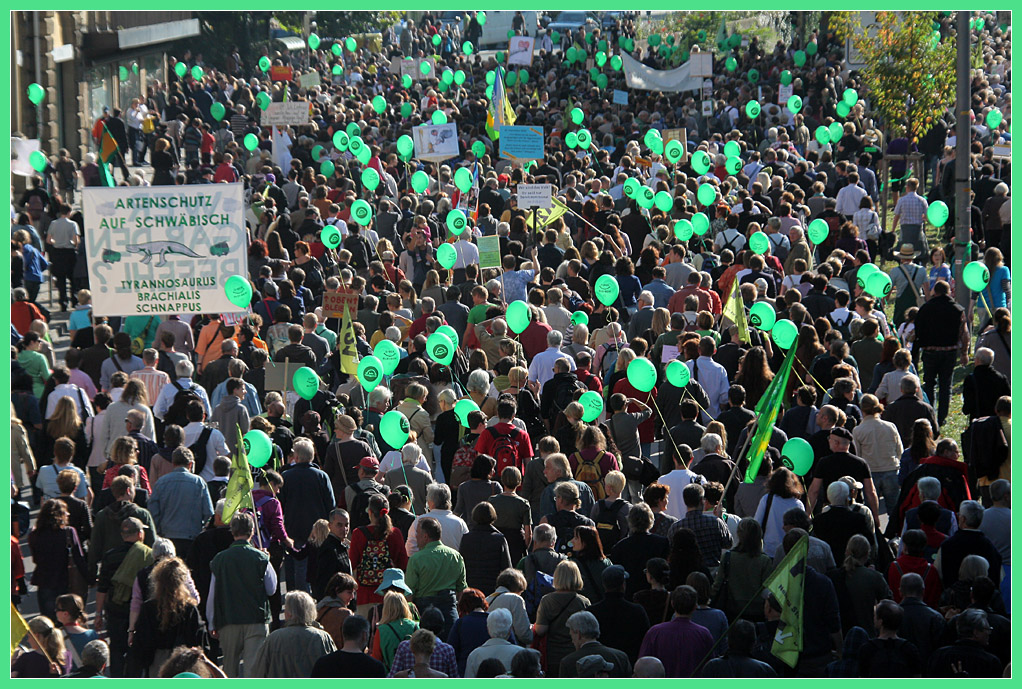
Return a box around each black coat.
[459,525,512,596]
[587,593,650,664]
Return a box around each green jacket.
[210,540,271,629]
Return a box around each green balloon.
[350,200,373,226]
[191,65,203,81]
[506,71,518,87]
[380,410,410,448]
[588,67,598,80]
[441,69,454,85]
[963,261,990,292]
[506,300,531,334]
[571,310,589,326]
[333,130,349,151]
[454,70,466,85]
[462,41,474,55]
[570,107,585,126]
[646,134,664,155]
[649,34,662,47]
[293,366,320,400]
[596,51,607,67]
[372,95,387,114]
[725,156,743,176]
[726,57,737,72]
[665,140,685,164]
[807,218,830,244]
[697,183,717,207]
[348,136,365,156]
[359,148,375,167]
[611,55,623,71]
[637,186,655,210]
[793,50,806,67]
[419,60,432,76]
[308,33,321,50]
[665,360,691,388]
[431,110,448,125]
[259,56,271,72]
[626,357,658,393]
[400,102,413,118]
[454,167,473,193]
[576,129,592,150]
[320,160,335,178]
[210,102,226,121]
[436,324,460,350]
[654,191,674,213]
[312,145,325,163]
[771,319,799,349]
[472,141,486,158]
[446,209,468,235]
[454,399,480,427]
[780,70,793,86]
[747,69,760,84]
[396,134,413,157]
[814,126,831,145]
[224,275,252,309]
[332,43,343,57]
[485,71,496,86]
[29,150,47,172]
[485,85,494,100]
[836,101,851,118]
[119,66,129,81]
[427,332,455,365]
[806,41,818,56]
[788,95,803,115]
[749,302,777,331]
[174,61,187,78]
[411,171,430,193]
[842,88,858,106]
[477,11,487,25]
[346,37,357,52]
[927,201,949,227]
[595,74,608,90]
[749,231,770,255]
[402,74,413,89]
[691,150,712,175]
[243,133,259,151]
[722,141,740,158]
[362,167,381,191]
[257,92,271,110]
[780,437,814,476]
[565,132,578,149]
[432,34,442,47]
[865,272,893,299]
[986,109,1003,129]
[320,226,342,249]
[357,355,384,392]
[580,390,604,422]
[437,243,457,269]
[622,178,640,199]
[644,129,662,150]
[828,122,844,143]
[674,219,694,241]
[346,122,361,139]
[691,213,710,236]
[856,262,880,289]
[243,430,273,468]
[594,274,620,306]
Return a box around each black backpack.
[594,498,628,551]
[348,482,386,530]
[164,380,203,428]
[188,426,214,476]
[553,375,586,414]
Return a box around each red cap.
[359,456,380,470]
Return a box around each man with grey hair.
[67,639,111,678]
[208,512,278,677]
[405,482,468,554]
[153,357,211,420]
[148,446,214,559]
[979,479,1010,575]
[627,290,657,340]
[632,656,666,678]
[963,347,1010,421]
[929,608,1003,676]
[279,437,335,594]
[936,500,1002,589]
[559,610,631,677]
[248,590,336,678]
[765,216,791,262]
[465,608,520,678]
[528,329,576,392]
[811,480,874,563]
[383,445,432,515]
[882,373,939,445]
[543,287,573,333]
[520,522,565,585]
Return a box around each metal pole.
[954,11,972,315]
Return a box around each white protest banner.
[508,36,535,66]
[689,53,713,78]
[517,183,552,209]
[621,52,702,92]
[778,84,794,106]
[262,102,310,127]
[391,57,436,81]
[413,123,459,162]
[298,71,321,89]
[82,183,247,317]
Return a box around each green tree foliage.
[833,11,956,142]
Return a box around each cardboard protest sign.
[413,123,459,162]
[262,102,310,126]
[498,126,544,161]
[508,36,535,66]
[82,184,246,317]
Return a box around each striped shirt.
[894,191,929,225]
[130,366,170,407]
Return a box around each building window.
[118,62,141,109]
[87,64,110,124]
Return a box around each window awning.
[275,36,306,52]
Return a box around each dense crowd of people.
[11,10,1011,679]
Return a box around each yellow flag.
[222,425,254,523]
[721,278,751,345]
[339,307,359,375]
[11,602,29,657]
[525,197,569,232]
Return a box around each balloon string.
[650,396,688,471]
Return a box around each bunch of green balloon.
[454,399,480,427]
[749,302,776,330]
[665,360,690,387]
[771,319,799,349]
[780,438,814,475]
[427,332,455,365]
[644,129,663,152]
[579,391,604,422]
[357,356,384,392]
[963,261,990,292]
[856,263,879,289]
[594,274,620,306]
[243,430,273,468]
[836,102,851,118]
[626,358,658,392]
[505,300,531,333]
[293,367,320,400]
[437,243,457,269]
[380,410,410,448]
[224,275,253,309]
[842,88,858,106]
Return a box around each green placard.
[478,235,501,269]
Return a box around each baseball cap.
[830,427,854,441]
[121,516,148,534]
[577,655,614,678]
[601,564,629,589]
[839,475,864,492]
[359,456,380,470]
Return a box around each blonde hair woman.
[11,403,37,492]
[102,435,151,492]
[532,560,589,677]
[371,590,419,671]
[132,557,203,676]
[96,378,156,463]
[12,615,69,677]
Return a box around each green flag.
[743,345,796,482]
[716,16,729,49]
[765,533,808,668]
[222,424,254,522]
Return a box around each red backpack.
[486,426,521,475]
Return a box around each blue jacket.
[279,462,335,544]
[149,467,214,540]
[21,243,49,282]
